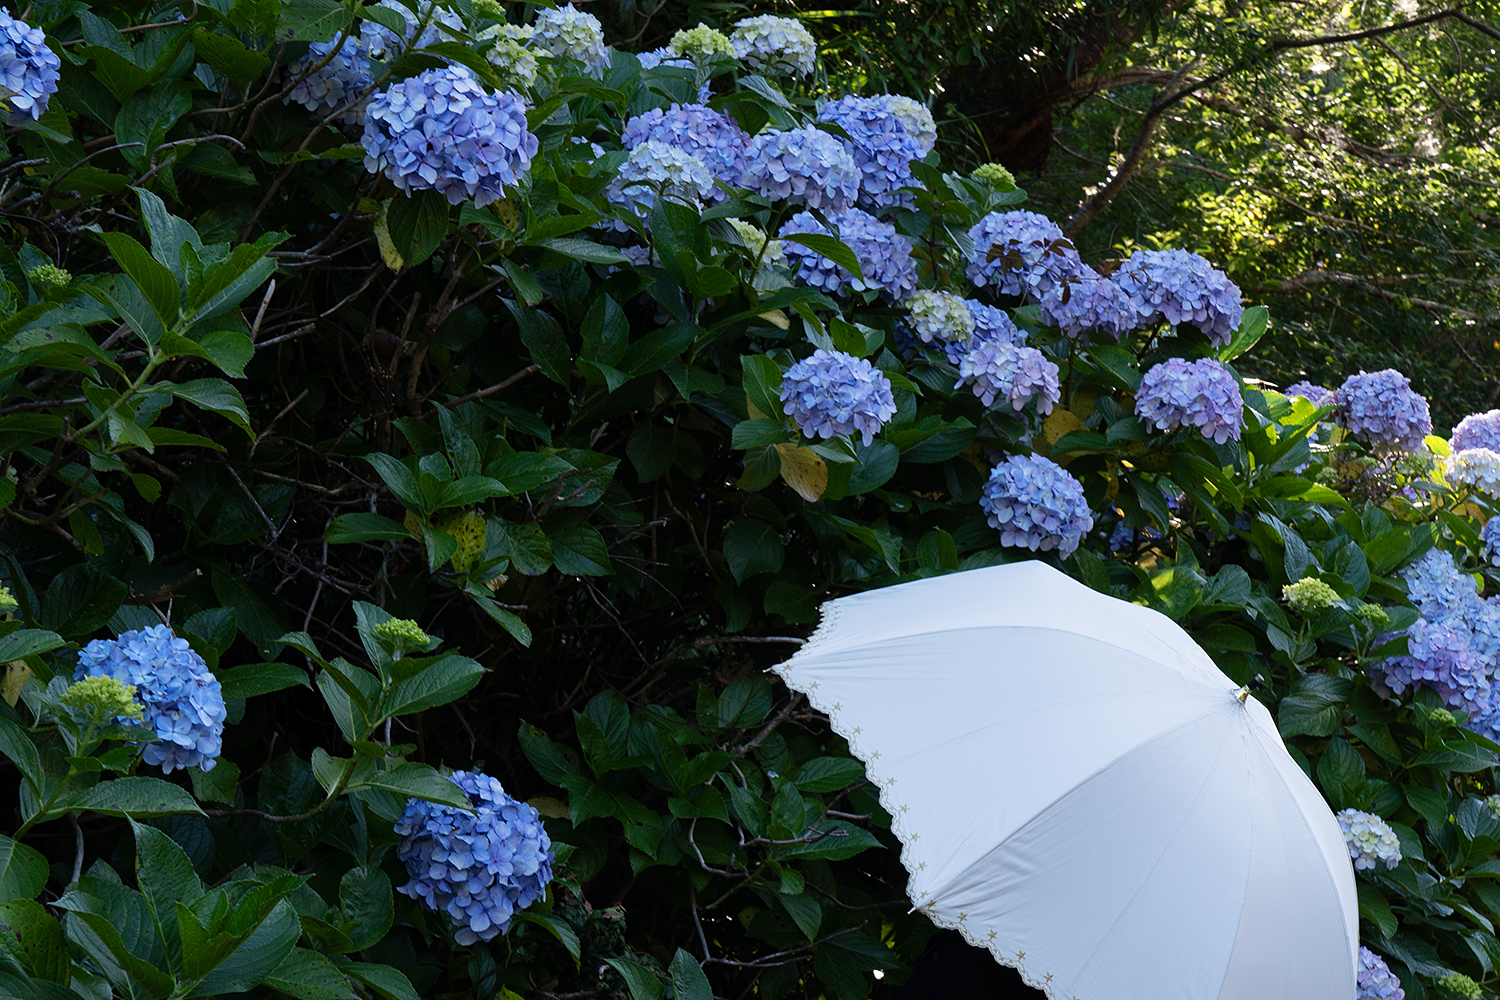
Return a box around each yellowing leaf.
[1070,388,1098,422]
[1044,409,1086,443]
[495,198,521,231]
[758,309,790,330]
[775,443,827,502]
[375,200,405,271]
[3,661,31,707]
[1103,468,1120,503]
[747,396,769,420]
[528,795,569,819]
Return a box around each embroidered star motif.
[899,805,908,813]
[852,726,862,734]
[1044,974,1053,983]
[987,931,997,941]
[1017,951,1026,960]
[833,702,842,710]
[917,862,927,870]
[870,750,881,758]
[958,912,968,922]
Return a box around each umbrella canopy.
[774,561,1357,1000]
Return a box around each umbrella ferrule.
[1235,674,1268,704]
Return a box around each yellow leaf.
[402,509,422,539]
[747,396,769,420]
[528,795,569,819]
[775,443,828,501]
[1070,388,1098,422]
[1103,467,1120,503]
[758,309,790,330]
[1044,409,1086,443]
[495,198,521,231]
[374,200,405,271]
[3,661,30,707]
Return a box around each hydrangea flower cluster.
[816,95,922,210]
[730,15,817,75]
[978,454,1093,557]
[1357,947,1405,1000]
[1135,358,1243,444]
[621,104,748,197]
[0,9,59,122]
[968,301,1026,347]
[1039,267,1138,339]
[779,349,896,446]
[1335,808,1402,870]
[742,127,861,211]
[1284,381,1335,409]
[360,1,463,60]
[362,66,537,208]
[970,162,1015,190]
[60,675,143,722]
[1283,577,1339,615]
[532,4,610,73]
[905,290,973,347]
[1434,974,1481,1000]
[478,27,540,90]
[957,342,1060,414]
[668,24,734,61]
[1452,409,1500,452]
[604,140,715,222]
[1446,448,1500,493]
[779,208,918,301]
[395,770,554,944]
[1484,517,1500,568]
[286,37,374,123]
[873,95,936,156]
[1110,249,1244,345]
[1405,549,1479,621]
[966,211,1082,298]
[1334,370,1432,452]
[74,625,227,774]
[1382,617,1489,711]
[726,219,784,267]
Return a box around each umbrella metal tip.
[1234,674,1268,704]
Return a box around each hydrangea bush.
[0,4,1489,1000]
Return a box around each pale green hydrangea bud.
[472,0,504,18]
[1428,707,1456,729]
[478,27,539,88]
[1355,603,1391,629]
[373,617,431,652]
[1435,973,1482,1000]
[727,218,784,267]
[0,585,15,612]
[26,263,70,288]
[60,675,143,721]
[971,162,1015,190]
[1282,577,1339,615]
[668,23,734,61]
[1487,794,1500,823]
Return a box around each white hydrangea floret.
[727,218,784,267]
[532,4,609,73]
[905,290,973,346]
[478,26,540,89]
[875,94,936,156]
[730,15,817,76]
[1336,808,1402,871]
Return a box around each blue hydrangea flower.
[779,208,918,301]
[779,349,897,446]
[817,95,922,211]
[74,625,227,774]
[362,66,537,208]
[966,210,1082,298]
[395,770,554,945]
[730,15,817,75]
[871,95,936,156]
[532,4,609,74]
[1039,266,1138,339]
[1334,369,1432,452]
[604,139,715,225]
[637,47,690,70]
[0,9,59,122]
[979,454,1094,557]
[1446,448,1500,494]
[1452,409,1500,452]
[1135,357,1243,444]
[360,1,463,61]
[1379,617,1489,715]
[1111,249,1244,345]
[905,290,973,346]
[957,342,1060,414]
[1335,808,1401,871]
[1357,947,1405,1000]
[1284,381,1335,409]
[621,104,747,200]
[285,36,374,124]
[1403,549,1479,622]
[742,127,861,211]
[969,301,1026,347]
[1484,518,1500,568]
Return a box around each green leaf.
[731,418,792,450]
[342,963,420,1000]
[503,300,571,385]
[1278,674,1351,738]
[189,898,300,996]
[352,763,474,812]
[154,378,253,438]
[0,900,68,983]
[792,757,865,793]
[62,777,205,819]
[1088,344,1142,390]
[0,836,47,903]
[723,519,785,584]
[780,232,864,280]
[741,354,785,418]
[516,912,581,966]
[1219,305,1269,361]
[779,892,821,942]
[0,629,63,662]
[381,653,485,717]
[65,910,175,999]
[278,0,356,41]
[38,566,127,638]
[386,191,449,268]
[775,822,882,861]
[545,513,613,575]
[339,868,393,952]
[541,238,629,265]
[131,820,202,921]
[216,662,310,698]
[604,958,662,1000]
[1358,883,1397,939]
[668,949,712,1000]
[98,232,180,329]
[190,28,271,87]
[262,947,357,1000]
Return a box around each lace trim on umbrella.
[773,601,1070,1000]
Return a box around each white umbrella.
[774,561,1357,1000]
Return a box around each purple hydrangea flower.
[74,625,227,774]
[1452,409,1500,453]
[395,770,554,945]
[730,15,817,75]
[966,210,1083,299]
[1334,370,1432,452]
[1403,549,1479,622]
[817,95,922,211]
[871,95,936,156]
[779,349,897,446]
[360,0,463,61]
[979,454,1094,557]
[1284,381,1335,409]
[532,3,609,74]
[286,36,374,123]
[362,66,538,208]
[957,342,1060,414]
[1336,809,1402,871]
[742,127,861,211]
[1039,266,1139,339]
[779,208,918,301]
[1484,518,1500,568]
[1357,947,1404,1000]
[1379,617,1489,714]
[0,9,59,122]
[1135,357,1243,444]
[1111,249,1244,345]
[637,47,691,70]
[935,301,1026,365]
[604,139,715,224]
[1446,448,1500,494]
[621,104,747,200]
